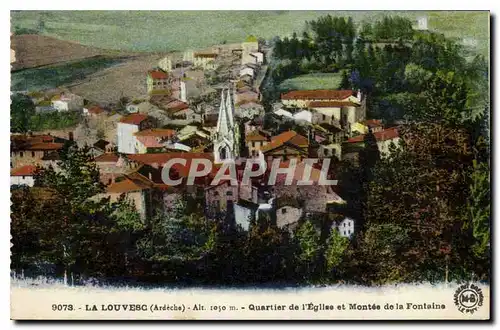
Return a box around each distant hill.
[10,11,489,57]
[11,34,108,71]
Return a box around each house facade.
[147,69,170,94]
[51,92,84,112]
[10,165,37,187]
[332,217,355,239]
[245,130,270,157]
[261,131,309,162]
[193,52,218,70]
[117,114,155,154]
[11,134,64,168]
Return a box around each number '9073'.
[52,304,74,311]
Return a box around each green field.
[11,11,489,57]
[11,56,124,91]
[279,72,343,92]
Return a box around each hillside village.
[10,13,490,286]
[11,33,403,240]
[11,32,406,241]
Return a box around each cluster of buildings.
[10,35,402,242]
[271,89,400,163]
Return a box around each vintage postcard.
[10,9,490,320]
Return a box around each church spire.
[213,86,239,164]
[216,88,226,133]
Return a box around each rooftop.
[25,142,64,151]
[94,153,119,163]
[347,127,399,143]
[106,177,151,194]
[308,100,359,108]
[148,69,169,80]
[281,90,355,101]
[245,130,270,142]
[119,113,149,125]
[261,131,308,153]
[11,165,37,176]
[134,128,176,138]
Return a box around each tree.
[420,71,468,126]
[295,220,322,279]
[12,144,143,280]
[136,198,211,265]
[349,223,412,284]
[11,93,35,133]
[363,123,478,282]
[466,160,490,262]
[339,70,351,89]
[324,228,349,275]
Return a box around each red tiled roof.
[11,134,54,143]
[119,113,149,125]
[308,100,358,108]
[88,106,105,115]
[363,119,383,128]
[134,128,176,138]
[11,165,37,176]
[148,70,168,80]
[95,153,119,163]
[261,131,308,153]
[136,136,164,148]
[281,90,355,101]
[347,127,399,143]
[25,142,64,151]
[126,153,214,177]
[165,100,190,114]
[106,178,151,194]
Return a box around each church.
[213,87,240,163]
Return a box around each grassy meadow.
[279,72,343,92]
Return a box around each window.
[20,152,23,158]
[323,114,326,121]
[22,176,25,180]
[31,152,35,157]
[282,208,287,214]
[344,223,346,227]
[213,191,219,197]
[348,230,351,234]
[343,231,346,235]
[252,141,255,147]
[226,191,233,196]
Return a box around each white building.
[416,16,428,31]
[240,67,255,79]
[117,113,154,154]
[158,56,173,72]
[11,165,36,187]
[332,217,355,239]
[51,92,84,112]
[250,52,264,64]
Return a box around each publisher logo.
[454,283,484,314]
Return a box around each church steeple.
[214,86,239,163]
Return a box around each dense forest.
[11,14,490,286]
